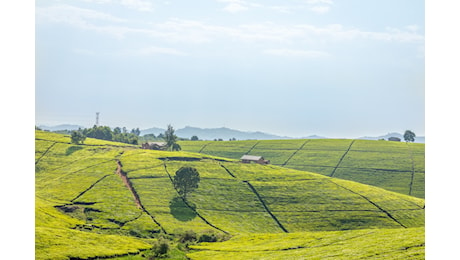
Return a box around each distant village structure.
[141,142,167,150]
[240,155,270,165]
[388,137,401,142]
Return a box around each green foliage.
[165,124,181,151]
[150,238,170,258]
[70,130,86,144]
[178,230,197,243]
[404,130,416,142]
[79,125,139,145]
[173,167,200,200]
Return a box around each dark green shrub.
[151,238,169,258]
[178,230,197,243]
[198,233,217,243]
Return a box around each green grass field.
[36,131,424,259]
[179,139,425,198]
[188,227,425,260]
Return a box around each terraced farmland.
[36,131,425,259]
[179,139,425,198]
[188,227,425,260]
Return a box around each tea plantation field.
[36,131,424,259]
[179,139,425,198]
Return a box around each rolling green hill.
[179,139,425,198]
[35,131,424,259]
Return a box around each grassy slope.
[179,139,425,198]
[35,132,153,260]
[36,131,424,259]
[188,227,425,260]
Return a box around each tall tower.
[96,112,100,126]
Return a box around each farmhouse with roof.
[240,155,270,165]
[141,142,167,150]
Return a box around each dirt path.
[115,160,167,233]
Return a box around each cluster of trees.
[71,125,140,145]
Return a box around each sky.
[35,0,425,138]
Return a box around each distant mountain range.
[141,126,292,140]
[37,124,424,143]
[37,124,84,131]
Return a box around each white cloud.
[224,3,248,13]
[37,5,424,45]
[218,0,257,13]
[125,46,188,56]
[36,5,127,25]
[263,49,331,58]
[305,0,334,4]
[79,0,154,11]
[120,0,153,12]
[309,5,330,14]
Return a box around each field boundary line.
[245,141,260,155]
[219,164,236,178]
[35,142,57,165]
[243,180,289,233]
[329,140,355,177]
[329,179,407,228]
[198,142,211,153]
[163,162,229,234]
[282,140,310,166]
[70,174,111,202]
[116,160,167,234]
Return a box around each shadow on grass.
[66,146,84,156]
[169,196,197,222]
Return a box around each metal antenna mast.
[96,112,100,126]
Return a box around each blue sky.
[35,0,425,138]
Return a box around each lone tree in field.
[70,130,86,144]
[403,130,416,142]
[173,167,200,201]
[164,124,181,151]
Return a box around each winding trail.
[115,160,167,234]
[329,140,355,177]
